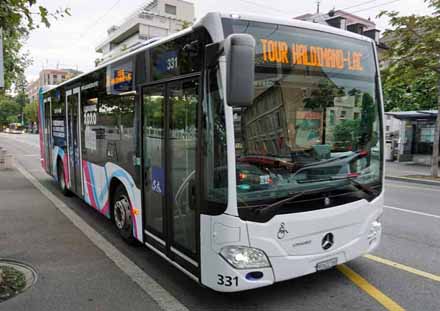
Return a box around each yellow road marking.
[337,264,405,311]
[364,254,440,282]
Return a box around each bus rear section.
[199,15,384,292]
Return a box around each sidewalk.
[0,168,160,311]
[385,161,440,186]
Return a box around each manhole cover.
[0,260,37,303]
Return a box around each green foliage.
[379,1,440,75]
[379,0,440,110]
[382,61,438,111]
[179,21,192,31]
[333,119,361,150]
[0,95,21,126]
[0,265,27,302]
[23,101,38,124]
[6,115,19,124]
[0,1,70,91]
[333,94,377,150]
[304,79,345,110]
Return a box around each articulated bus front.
[200,16,384,292]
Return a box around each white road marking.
[15,162,189,311]
[386,183,440,192]
[384,205,440,220]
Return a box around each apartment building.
[95,0,194,65]
[26,68,82,102]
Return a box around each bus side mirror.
[224,34,256,107]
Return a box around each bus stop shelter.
[386,110,438,165]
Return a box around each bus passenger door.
[66,88,83,195]
[143,85,166,245]
[167,78,199,264]
[142,78,200,272]
[43,98,52,173]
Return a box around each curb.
[385,176,440,187]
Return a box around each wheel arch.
[104,164,143,243]
[108,177,125,220]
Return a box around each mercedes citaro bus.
[39,12,384,292]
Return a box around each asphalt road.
[1,133,439,311]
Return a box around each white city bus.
[39,12,384,292]
[6,123,26,134]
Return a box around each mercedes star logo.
[321,233,334,250]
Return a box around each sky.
[24,0,433,82]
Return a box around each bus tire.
[112,185,136,244]
[57,160,71,196]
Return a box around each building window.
[329,110,335,126]
[340,110,346,119]
[165,4,176,15]
[353,112,360,120]
[386,125,390,131]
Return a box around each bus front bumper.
[269,229,381,283]
[203,226,381,292]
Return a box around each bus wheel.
[57,161,71,196]
[112,186,136,244]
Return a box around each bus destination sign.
[260,39,364,72]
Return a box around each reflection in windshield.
[226,19,383,212]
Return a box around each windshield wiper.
[252,177,378,214]
[253,186,329,215]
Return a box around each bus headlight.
[220,246,271,269]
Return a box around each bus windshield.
[223,19,383,221]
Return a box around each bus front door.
[142,77,200,275]
[66,89,83,196]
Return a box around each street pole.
[431,77,440,177]
[0,28,4,90]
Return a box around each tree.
[382,66,437,111]
[23,101,38,124]
[379,0,440,177]
[0,1,70,91]
[334,119,361,150]
[0,95,21,126]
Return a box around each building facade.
[95,0,194,65]
[295,10,381,46]
[27,69,82,103]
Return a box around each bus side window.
[118,95,136,179]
